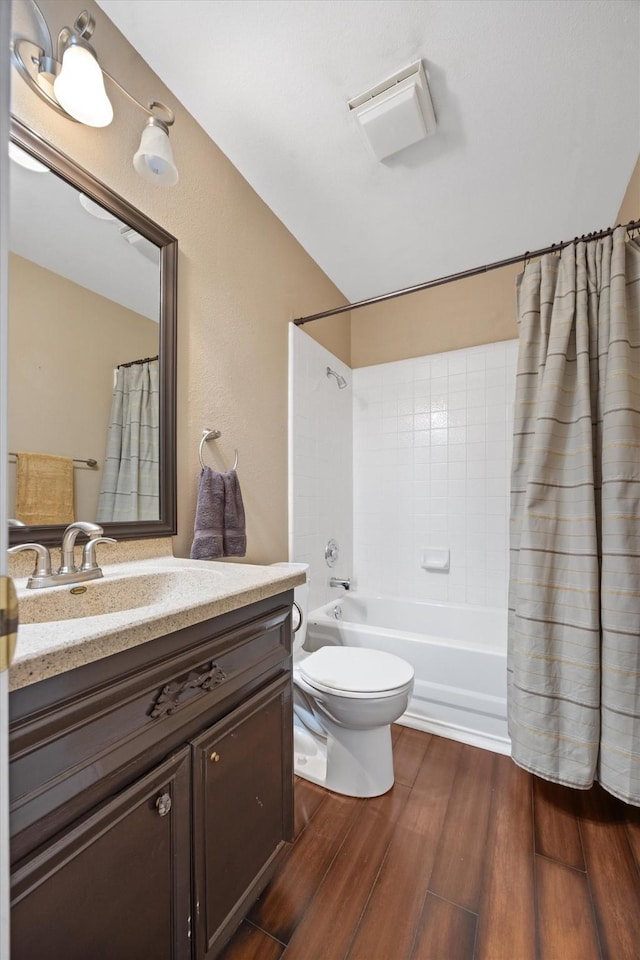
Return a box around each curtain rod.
[117,354,159,369]
[293,218,640,326]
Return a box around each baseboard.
[397,711,512,756]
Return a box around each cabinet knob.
[155,792,172,817]
[210,751,221,763]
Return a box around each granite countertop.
[10,555,305,692]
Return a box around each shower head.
[326,366,348,389]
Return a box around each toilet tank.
[271,562,309,650]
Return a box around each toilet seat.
[298,646,414,700]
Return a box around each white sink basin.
[18,569,225,624]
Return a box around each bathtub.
[305,594,510,755]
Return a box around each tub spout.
[329,577,351,591]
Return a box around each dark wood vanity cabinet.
[11,748,192,960]
[193,677,290,958]
[9,592,294,960]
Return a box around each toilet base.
[293,715,394,798]
[293,723,328,787]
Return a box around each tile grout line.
[278,795,369,955]
[530,771,541,960]
[622,817,640,882]
[340,783,415,960]
[405,742,466,960]
[471,751,501,960]
[245,918,288,950]
[576,794,605,960]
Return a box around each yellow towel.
[15,452,75,525]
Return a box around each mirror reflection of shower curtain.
[96,358,160,522]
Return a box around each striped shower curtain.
[96,358,160,522]
[508,226,640,806]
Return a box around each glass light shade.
[53,45,113,127]
[133,123,179,187]
[9,142,49,173]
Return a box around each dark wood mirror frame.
[8,116,177,547]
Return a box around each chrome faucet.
[9,522,116,589]
[329,577,351,591]
[59,521,105,574]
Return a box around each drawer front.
[10,592,292,861]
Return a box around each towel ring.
[199,428,238,471]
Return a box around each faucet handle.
[8,543,53,578]
[81,537,117,572]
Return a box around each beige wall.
[301,312,351,365]
[350,264,519,367]
[11,0,348,560]
[617,154,640,224]
[350,153,640,369]
[8,252,157,520]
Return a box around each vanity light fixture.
[52,15,113,128]
[133,110,179,187]
[11,1,179,185]
[8,141,49,173]
[78,192,117,220]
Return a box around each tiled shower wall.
[352,340,518,608]
[289,325,353,612]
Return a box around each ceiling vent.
[347,61,436,162]
[119,225,160,264]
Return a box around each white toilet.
[277,563,414,798]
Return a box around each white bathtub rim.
[310,623,507,657]
[308,595,506,656]
[311,591,507,619]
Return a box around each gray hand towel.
[190,468,225,559]
[222,469,246,557]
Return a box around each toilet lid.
[299,646,414,695]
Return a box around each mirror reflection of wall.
[8,145,161,525]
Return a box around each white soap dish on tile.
[421,548,450,572]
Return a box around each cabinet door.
[11,747,191,960]
[192,673,293,958]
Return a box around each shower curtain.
[97,358,160,522]
[508,226,640,806]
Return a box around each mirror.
[8,117,177,547]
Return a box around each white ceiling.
[98,0,640,303]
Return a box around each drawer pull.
[155,793,172,817]
[210,752,221,763]
[150,661,228,719]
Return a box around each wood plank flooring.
[219,727,640,960]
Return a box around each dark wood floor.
[219,725,640,960]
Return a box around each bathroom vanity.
[8,574,297,960]
[4,108,304,958]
